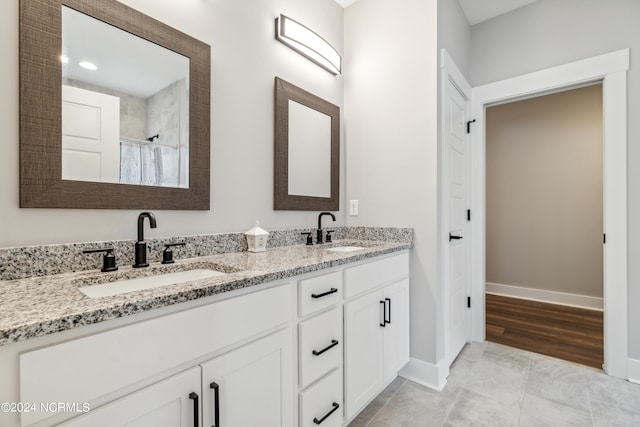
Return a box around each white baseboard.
[398,357,448,391]
[628,358,640,384]
[486,282,603,310]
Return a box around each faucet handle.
[83,248,118,272]
[162,242,186,264]
[301,232,313,246]
[325,230,334,243]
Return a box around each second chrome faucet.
[134,212,157,268]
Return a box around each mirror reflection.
[288,100,331,198]
[61,6,190,188]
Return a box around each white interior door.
[62,84,120,183]
[444,72,471,366]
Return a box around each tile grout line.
[440,345,487,426]
[516,353,533,426]
[365,377,408,426]
[586,371,596,426]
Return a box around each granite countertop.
[0,239,411,346]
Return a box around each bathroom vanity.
[0,230,411,427]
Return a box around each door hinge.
[467,209,471,221]
[467,296,471,308]
[466,119,476,134]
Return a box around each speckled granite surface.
[0,227,412,346]
[0,226,411,281]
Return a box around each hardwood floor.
[485,293,603,369]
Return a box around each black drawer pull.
[210,382,220,427]
[449,233,463,241]
[313,402,340,425]
[189,392,199,427]
[312,339,339,356]
[311,288,338,299]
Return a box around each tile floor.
[348,341,640,426]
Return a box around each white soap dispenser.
[245,221,269,253]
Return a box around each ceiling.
[457,0,538,25]
[62,6,188,99]
[334,0,538,26]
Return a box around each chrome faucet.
[133,212,157,268]
[317,212,336,244]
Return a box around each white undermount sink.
[79,269,227,298]
[324,246,366,252]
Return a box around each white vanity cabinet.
[59,328,292,427]
[343,254,410,422]
[17,283,293,427]
[294,251,410,426]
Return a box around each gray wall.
[344,0,439,363]
[0,0,344,247]
[470,0,640,359]
[486,85,603,298]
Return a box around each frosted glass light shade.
[275,14,341,75]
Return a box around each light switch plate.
[349,200,359,216]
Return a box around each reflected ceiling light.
[60,55,69,64]
[78,61,97,71]
[275,14,341,75]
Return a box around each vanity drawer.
[344,252,409,299]
[299,369,343,427]
[299,307,342,389]
[298,270,342,317]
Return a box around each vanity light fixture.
[78,61,97,71]
[275,14,341,75]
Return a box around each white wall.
[0,0,344,247]
[469,0,640,360]
[344,0,439,363]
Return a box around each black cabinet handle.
[210,382,220,427]
[311,288,338,299]
[313,402,340,425]
[380,300,386,327]
[385,297,391,325]
[189,392,199,427]
[449,233,463,241]
[312,339,339,356]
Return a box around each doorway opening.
[483,84,604,368]
[469,49,629,378]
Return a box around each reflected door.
[62,85,120,183]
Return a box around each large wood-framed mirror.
[274,77,339,211]
[19,0,211,209]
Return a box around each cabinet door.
[382,278,410,382]
[60,367,201,427]
[344,290,384,421]
[201,328,293,427]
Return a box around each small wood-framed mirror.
[274,77,340,211]
[19,0,210,209]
